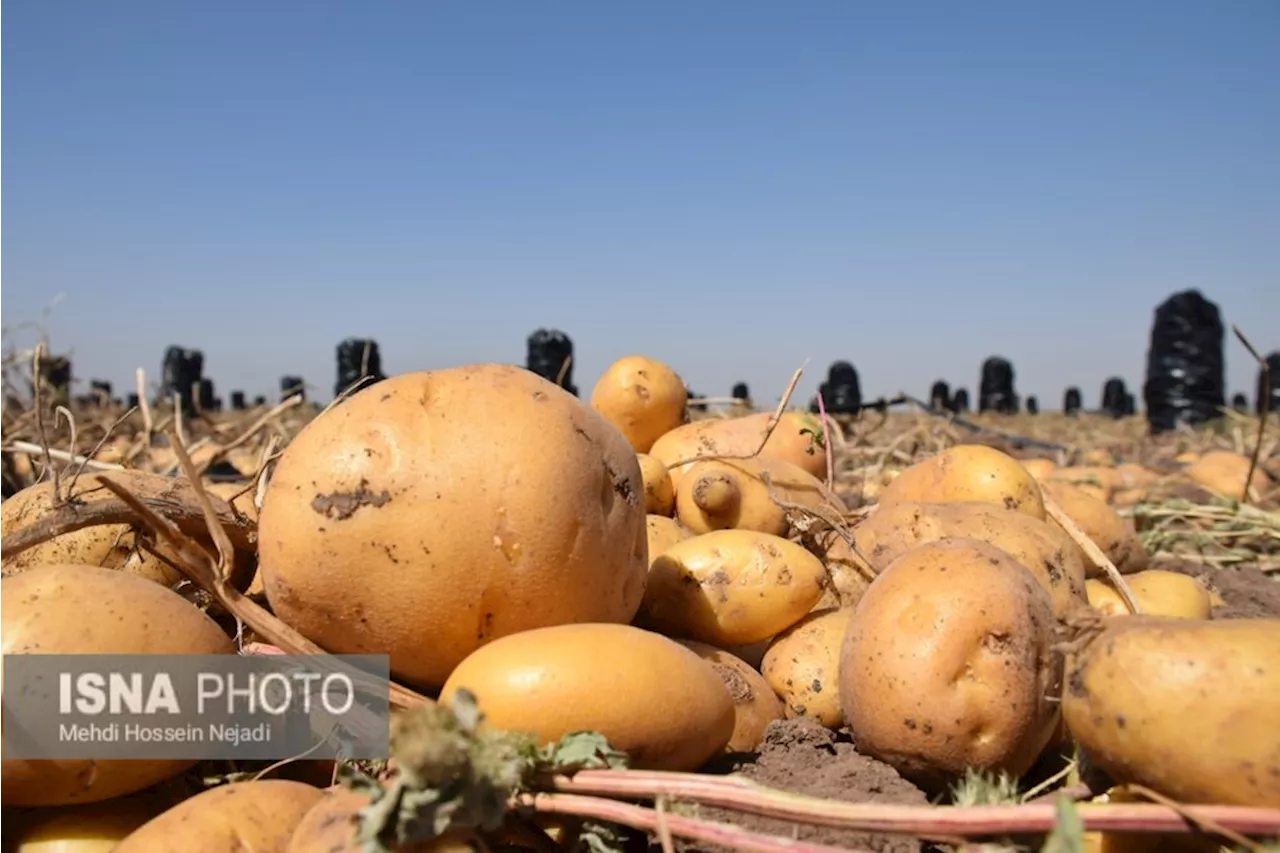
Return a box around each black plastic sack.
[336,338,386,398]
[198,379,217,413]
[1026,396,1039,415]
[732,382,751,402]
[951,388,970,413]
[127,393,141,409]
[1063,387,1082,415]
[89,380,112,404]
[230,391,247,411]
[526,328,577,396]
[1123,392,1136,416]
[1231,393,1248,412]
[1259,352,1280,415]
[929,380,951,411]
[253,395,267,407]
[1101,377,1129,418]
[1142,290,1226,434]
[161,346,203,414]
[979,357,1017,414]
[819,361,862,415]
[280,376,306,402]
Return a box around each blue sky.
[4,1,1277,409]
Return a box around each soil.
[664,718,931,853]
[1153,557,1280,619]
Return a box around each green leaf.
[1040,795,1085,853]
[542,731,631,773]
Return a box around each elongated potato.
[1020,458,1057,481]
[638,454,676,516]
[677,640,784,753]
[649,411,830,487]
[590,355,688,453]
[1085,570,1211,620]
[761,607,851,729]
[674,455,844,537]
[1041,481,1147,576]
[849,501,1086,618]
[1187,450,1273,501]
[839,538,1061,790]
[1063,616,1280,807]
[640,529,827,646]
[876,444,1047,520]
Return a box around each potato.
[1,564,235,807]
[649,410,830,488]
[1020,458,1057,480]
[876,444,1047,520]
[114,780,325,853]
[806,527,876,610]
[287,787,472,852]
[849,501,1087,618]
[1062,616,1280,807]
[677,640,784,753]
[1086,570,1211,620]
[1187,450,1273,501]
[761,607,851,729]
[1041,481,1148,576]
[674,455,844,537]
[640,529,827,646]
[645,514,693,564]
[637,453,675,515]
[439,623,734,771]
[258,364,649,689]
[839,538,1061,789]
[589,355,688,453]
[9,797,163,852]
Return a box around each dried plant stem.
[31,342,61,501]
[815,390,835,492]
[195,395,303,476]
[1041,490,1143,615]
[5,442,125,472]
[1232,325,1270,505]
[135,367,153,445]
[556,354,573,388]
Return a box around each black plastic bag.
[731,382,751,402]
[230,391,247,411]
[253,395,267,407]
[951,388,970,413]
[336,338,386,399]
[127,393,140,409]
[929,380,950,411]
[161,346,203,414]
[280,376,306,402]
[198,378,217,413]
[1063,387,1082,415]
[1101,377,1129,418]
[1142,290,1227,433]
[822,361,862,415]
[526,328,577,396]
[1259,352,1280,416]
[979,357,1017,414]
[1026,396,1039,415]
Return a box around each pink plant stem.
[525,793,875,853]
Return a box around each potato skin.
[114,780,325,853]
[1040,481,1148,576]
[638,454,676,516]
[1085,570,1211,620]
[839,538,1061,789]
[440,623,735,772]
[761,608,851,729]
[645,514,694,563]
[8,797,164,852]
[1,564,235,807]
[850,500,1087,618]
[258,364,649,689]
[1063,616,1280,807]
[675,455,843,537]
[677,640,784,753]
[649,411,829,487]
[287,787,468,853]
[589,355,688,453]
[876,444,1047,520]
[1187,450,1274,500]
[640,529,827,646]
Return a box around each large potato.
[1,564,235,807]
[1086,570,1211,620]
[1040,481,1148,576]
[839,538,1061,789]
[590,355,688,453]
[649,411,830,487]
[761,607,851,729]
[849,501,1087,618]
[677,640,784,753]
[640,529,827,646]
[1186,450,1274,501]
[1063,616,1280,807]
[114,780,325,853]
[674,455,844,537]
[257,364,649,689]
[440,623,735,771]
[287,787,471,852]
[876,444,1047,520]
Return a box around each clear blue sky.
[4,1,1277,410]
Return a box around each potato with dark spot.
[674,455,845,537]
[638,453,676,515]
[590,355,688,453]
[838,538,1061,791]
[1063,615,1280,807]
[761,607,851,729]
[1040,481,1148,576]
[677,640,784,753]
[876,445,1047,520]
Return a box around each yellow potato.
[1085,570,1211,620]
[287,787,472,852]
[440,623,734,772]
[9,797,164,852]
[1020,458,1057,480]
[876,444,1047,520]
[806,527,876,610]
[761,607,851,729]
[649,410,830,488]
[1186,450,1273,501]
[590,355,689,453]
[1063,616,1280,807]
[637,453,676,515]
[674,455,844,537]
[1041,481,1148,576]
[640,529,827,646]
[839,538,1061,790]
[677,640,784,753]
[645,514,694,564]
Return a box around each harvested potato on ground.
[440,623,734,772]
[1086,570,1211,620]
[1063,615,1280,807]
[641,529,827,646]
[649,410,830,487]
[761,607,851,729]
[645,514,694,564]
[876,444,1047,520]
[202,480,260,522]
[1,564,236,807]
[674,455,844,537]
[1020,458,1057,480]
[258,364,649,689]
[9,797,164,852]
[1187,450,1274,501]
[1041,481,1148,576]
[839,538,1061,790]
[677,640,784,753]
[589,355,688,453]
[849,501,1087,618]
[114,780,324,853]
[287,787,476,852]
[806,527,876,609]
[637,453,675,515]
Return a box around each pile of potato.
[2,356,1278,851]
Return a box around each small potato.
[807,528,877,610]
[1041,481,1148,576]
[839,538,1061,790]
[649,411,831,487]
[1086,570,1212,620]
[641,529,827,647]
[674,455,844,537]
[637,454,676,515]
[876,444,1047,520]
[114,780,325,853]
[646,514,694,564]
[761,607,851,729]
[1063,616,1280,807]
[1020,458,1057,481]
[677,640,784,753]
[440,623,735,772]
[1186,450,1273,501]
[590,355,688,453]
[9,797,164,852]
